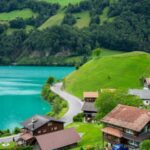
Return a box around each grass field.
[73,11,90,28]
[0,142,15,149]
[99,7,115,25]
[65,51,150,98]
[39,11,65,30]
[0,9,37,21]
[67,123,103,149]
[41,0,82,6]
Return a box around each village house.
[18,115,64,145]
[144,78,150,89]
[82,92,98,122]
[101,104,150,150]
[128,89,150,106]
[34,128,81,150]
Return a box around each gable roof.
[101,104,150,132]
[128,89,150,100]
[82,102,97,112]
[83,92,98,98]
[21,115,64,131]
[144,78,150,85]
[35,128,80,150]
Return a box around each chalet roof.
[101,104,150,132]
[128,89,150,100]
[21,133,34,141]
[35,128,81,150]
[21,115,64,131]
[82,102,97,112]
[83,92,98,98]
[144,78,150,85]
[102,127,123,138]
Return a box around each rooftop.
[35,128,80,150]
[21,115,64,131]
[82,102,97,112]
[83,92,98,98]
[128,89,150,100]
[102,127,123,138]
[101,104,150,132]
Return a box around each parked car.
[112,144,128,150]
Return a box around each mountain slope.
[65,52,150,98]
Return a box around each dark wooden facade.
[103,122,150,149]
[84,97,96,102]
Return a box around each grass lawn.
[99,7,115,25]
[73,11,90,28]
[65,51,150,98]
[0,9,37,21]
[0,142,15,149]
[40,0,82,6]
[67,122,103,149]
[100,48,124,57]
[39,11,65,30]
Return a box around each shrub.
[47,77,55,85]
[13,127,21,134]
[140,140,150,150]
[73,113,84,122]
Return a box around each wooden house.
[101,104,150,150]
[129,89,150,106]
[82,92,98,122]
[144,78,150,89]
[34,128,81,150]
[18,115,64,145]
[83,92,98,102]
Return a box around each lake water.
[0,66,74,130]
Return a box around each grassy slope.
[0,9,37,21]
[67,123,103,149]
[39,11,65,30]
[73,11,90,28]
[41,0,82,6]
[65,52,150,98]
[99,7,115,25]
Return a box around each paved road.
[0,134,21,143]
[51,82,83,125]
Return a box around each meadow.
[0,9,37,21]
[65,52,150,98]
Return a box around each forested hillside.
[0,0,149,65]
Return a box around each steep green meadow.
[0,9,37,21]
[41,0,82,6]
[65,52,150,98]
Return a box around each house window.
[128,140,139,147]
[48,122,52,126]
[43,129,47,133]
[38,130,41,134]
[54,126,57,130]
[125,129,134,135]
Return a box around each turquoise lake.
[0,66,74,130]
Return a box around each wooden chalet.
[82,92,98,122]
[129,89,150,106]
[34,128,81,150]
[144,78,150,89]
[101,104,150,150]
[83,92,98,102]
[18,115,64,145]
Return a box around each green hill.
[64,52,150,98]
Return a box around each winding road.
[51,82,83,125]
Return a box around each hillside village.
[0,69,150,150]
[0,0,149,149]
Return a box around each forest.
[0,0,149,65]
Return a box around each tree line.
[0,0,149,65]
